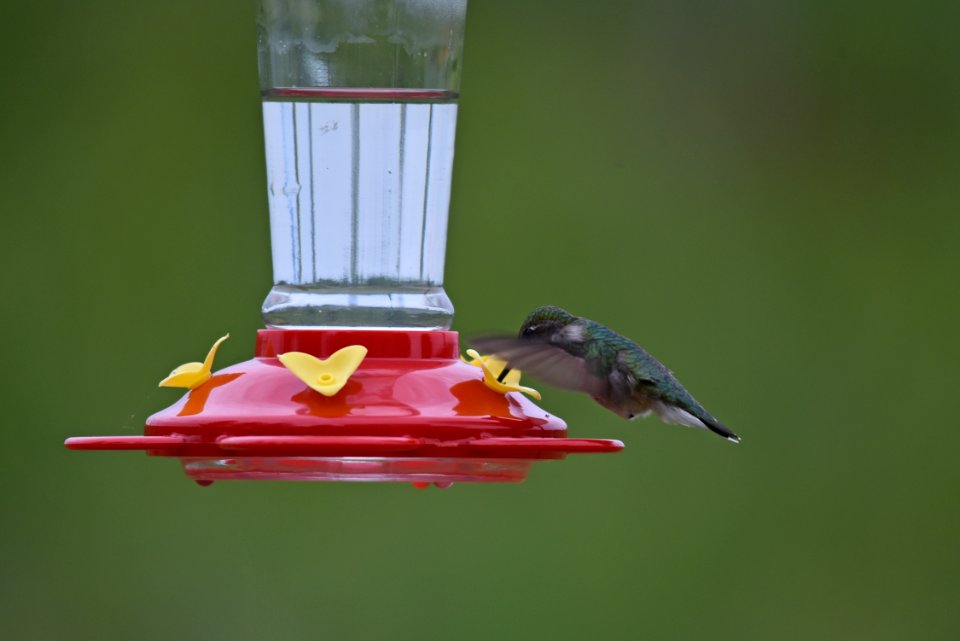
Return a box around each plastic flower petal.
[463,349,541,400]
[279,345,368,397]
[159,333,230,390]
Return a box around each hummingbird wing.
[470,335,608,397]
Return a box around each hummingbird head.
[519,306,577,339]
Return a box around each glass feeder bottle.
[257,0,466,329]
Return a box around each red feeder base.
[66,329,623,485]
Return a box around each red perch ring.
[66,329,623,486]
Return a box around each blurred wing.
[470,335,607,397]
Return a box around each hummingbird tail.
[651,401,741,443]
[704,419,740,444]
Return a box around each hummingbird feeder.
[65,0,623,487]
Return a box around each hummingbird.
[472,306,740,443]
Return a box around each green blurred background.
[2,1,959,639]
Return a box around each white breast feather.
[652,401,707,430]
